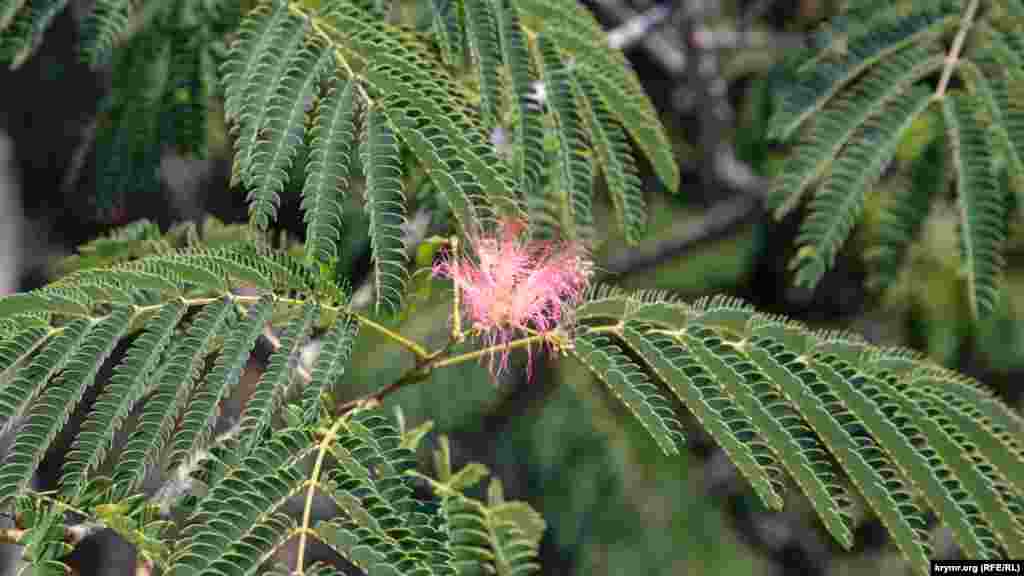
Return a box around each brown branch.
[334,361,436,416]
[603,178,763,276]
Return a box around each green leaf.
[0,307,131,505]
[361,108,410,315]
[943,92,1006,317]
[570,331,683,457]
[303,79,360,266]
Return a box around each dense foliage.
[1,0,1023,575]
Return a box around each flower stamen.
[433,219,592,382]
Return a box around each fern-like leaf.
[494,0,544,201]
[943,93,1005,317]
[429,0,463,68]
[463,0,502,130]
[221,0,292,123]
[110,297,235,498]
[59,300,187,499]
[570,331,683,457]
[516,0,679,193]
[0,307,131,505]
[818,347,1000,560]
[957,53,1024,215]
[170,428,314,576]
[238,301,319,458]
[250,39,331,230]
[792,87,933,289]
[484,481,544,576]
[616,325,786,511]
[767,0,958,140]
[576,73,645,245]
[769,44,942,217]
[227,6,307,222]
[796,350,933,568]
[537,34,594,246]
[865,108,944,291]
[361,108,410,315]
[569,288,1024,572]
[302,309,357,423]
[167,296,274,472]
[575,285,692,329]
[890,381,1024,556]
[79,0,131,67]
[365,53,508,236]
[682,324,859,549]
[914,378,1024,507]
[0,320,91,435]
[319,413,452,574]
[0,324,50,381]
[442,488,542,576]
[303,79,361,266]
[1001,70,1024,207]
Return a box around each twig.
[934,0,979,100]
[592,0,685,73]
[333,361,435,416]
[603,187,762,276]
[329,332,552,417]
[605,4,674,52]
[592,0,802,74]
[351,315,430,360]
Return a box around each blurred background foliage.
[3,0,1024,575]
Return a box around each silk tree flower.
[433,219,593,382]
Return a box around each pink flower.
[433,219,593,382]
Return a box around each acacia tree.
[1,0,1024,575]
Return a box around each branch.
[592,0,774,275]
[591,0,803,75]
[605,3,673,53]
[602,184,762,276]
[597,0,683,73]
[934,0,979,100]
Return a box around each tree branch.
[603,186,762,276]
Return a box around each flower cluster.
[433,219,592,381]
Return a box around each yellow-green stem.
[295,412,348,571]
[177,293,429,359]
[353,315,430,359]
[433,334,548,369]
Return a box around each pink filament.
[433,219,592,381]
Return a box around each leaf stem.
[351,314,430,360]
[432,334,547,369]
[287,2,375,107]
[332,331,564,416]
[296,407,348,571]
[934,0,979,100]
